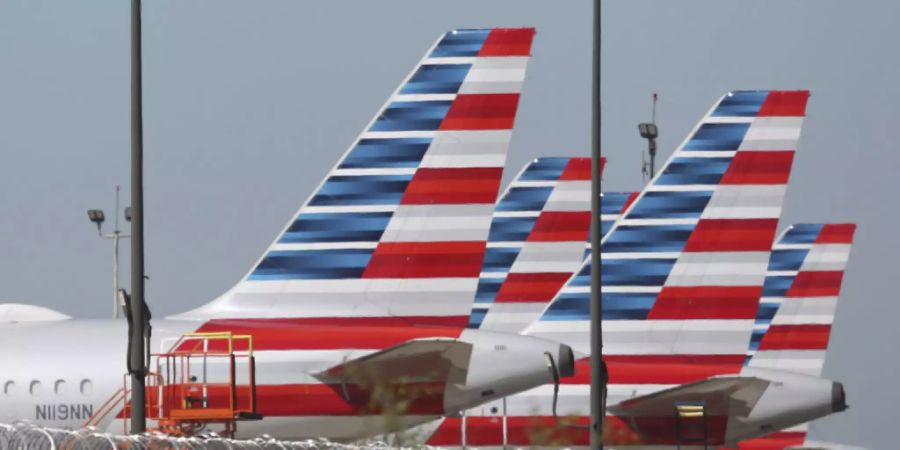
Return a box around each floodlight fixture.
[87,209,105,232]
[124,206,132,222]
[638,122,658,139]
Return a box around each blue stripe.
[600,258,678,286]
[626,191,713,219]
[280,212,392,243]
[474,278,504,303]
[684,123,750,151]
[495,186,553,212]
[601,192,632,215]
[309,174,413,206]
[781,224,824,244]
[602,224,694,253]
[762,275,794,297]
[481,247,520,273]
[467,309,488,329]
[541,292,656,321]
[518,158,569,181]
[431,29,490,57]
[754,301,781,324]
[339,138,431,169]
[401,64,471,94]
[488,216,537,242]
[250,249,374,280]
[712,91,768,117]
[767,249,809,271]
[370,101,452,132]
[656,157,732,185]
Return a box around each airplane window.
[3,381,14,395]
[80,379,92,396]
[54,379,66,395]
[29,380,42,396]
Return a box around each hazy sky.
[1,1,897,447]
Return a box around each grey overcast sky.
[0,0,896,447]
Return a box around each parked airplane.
[412,90,855,448]
[731,223,857,449]
[0,28,580,441]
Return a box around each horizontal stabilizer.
[316,338,472,386]
[610,376,770,418]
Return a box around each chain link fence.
[0,423,435,450]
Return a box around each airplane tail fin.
[747,223,856,376]
[526,90,811,376]
[174,28,536,325]
[468,157,598,331]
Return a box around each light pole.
[639,94,659,182]
[589,0,607,449]
[86,186,131,319]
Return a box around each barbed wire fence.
[0,423,437,450]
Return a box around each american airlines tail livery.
[415,90,856,448]
[0,28,579,440]
[0,26,858,448]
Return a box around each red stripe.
[816,223,856,244]
[495,272,572,303]
[133,383,447,418]
[566,356,744,385]
[439,93,520,130]
[558,157,594,181]
[757,90,810,117]
[363,241,486,278]
[400,167,503,204]
[684,218,778,252]
[786,271,844,297]
[188,321,462,351]
[477,28,536,56]
[757,324,832,350]
[527,211,592,242]
[720,151,794,184]
[734,431,807,450]
[426,415,728,446]
[648,286,762,320]
[202,316,469,328]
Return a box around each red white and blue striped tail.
[174,29,536,325]
[746,223,856,376]
[468,157,599,332]
[526,90,811,378]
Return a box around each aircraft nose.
[832,381,848,412]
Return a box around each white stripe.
[486,241,524,248]
[479,271,508,279]
[511,180,558,188]
[301,204,397,213]
[645,184,718,192]
[493,210,541,218]
[767,270,799,277]
[676,150,737,158]
[704,116,754,124]
[270,242,378,251]
[362,130,436,139]
[330,168,417,176]
[603,252,681,259]
[618,218,699,226]
[392,93,456,102]
[424,56,476,65]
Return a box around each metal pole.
[129,0,147,434]
[114,186,120,319]
[589,0,607,449]
[113,232,120,319]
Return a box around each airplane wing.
[609,376,770,418]
[315,338,473,386]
